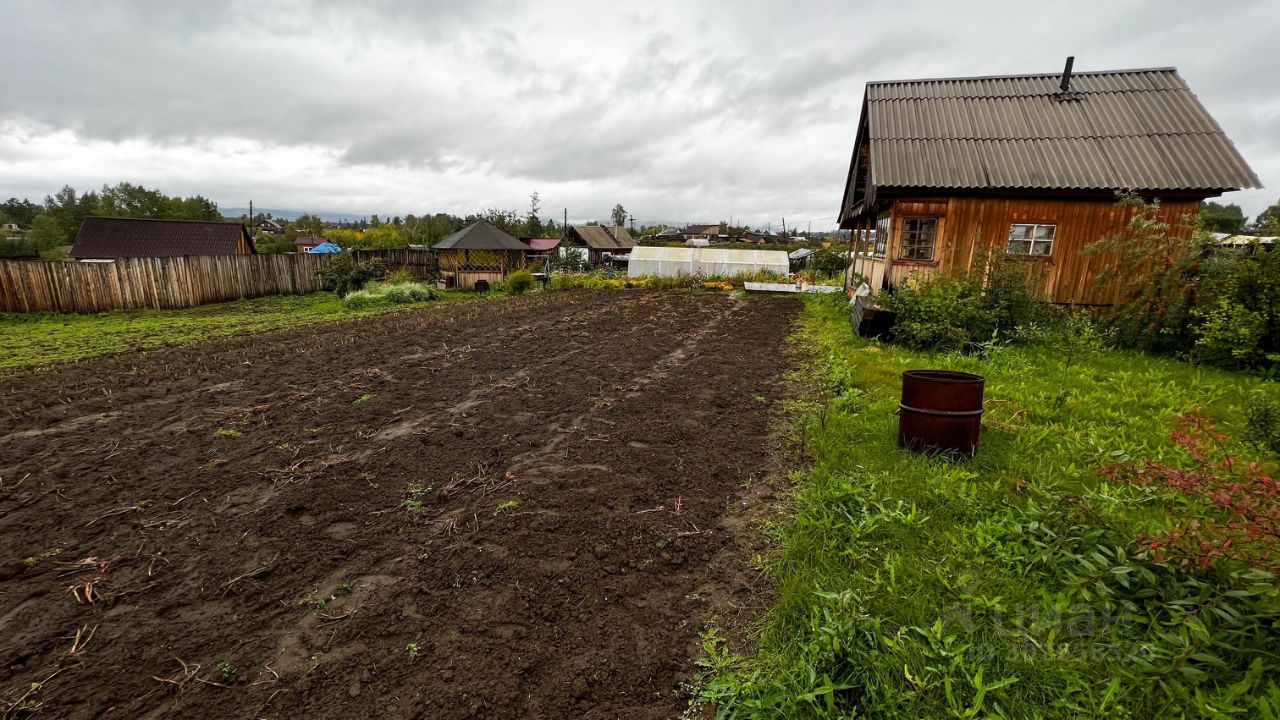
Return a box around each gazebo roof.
[434,220,528,251]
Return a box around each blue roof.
[307,242,343,254]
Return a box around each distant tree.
[611,204,627,227]
[28,214,64,251]
[1,198,41,227]
[525,191,543,237]
[1200,201,1246,234]
[1255,199,1280,233]
[294,214,324,236]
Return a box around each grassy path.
[0,290,477,372]
[697,296,1279,719]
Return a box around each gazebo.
[433,221,529,289]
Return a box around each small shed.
[563,225,635,264]
[71,217,255,260]
[433,221,529,289]
[627,246,789,278]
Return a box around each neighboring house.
[70,217,256,260]
[679,224,719,242]
[562,225,636,264]
[295,235,326,252]
[258,219,285,234]
[521,237,563,271]
[838,61,1260,304]
[433,220,529,289]
[655,227,682,242]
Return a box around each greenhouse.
[626,246,789,278]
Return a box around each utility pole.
[563,208,568,231]
[782,217,786,236]
[248,200,254,234]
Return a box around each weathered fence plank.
[0,249,439,313]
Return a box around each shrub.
[1245,390,1280,457]
[811,248,847,280]
[880,251,1050,351]
[316,253,385,297]
[342,281,438,309]
[506,269,535,295]
[386,267,414,284]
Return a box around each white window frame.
[1007,223,1056,257]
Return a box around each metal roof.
[522,237,563,251]
[568,225,636,250]
[71,216,253,259]
[857,67,1260,194]
[433,220,528,251]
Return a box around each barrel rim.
[902,369,984,384]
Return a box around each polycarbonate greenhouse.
[627,246,789,278]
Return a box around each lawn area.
[0,289,477,372]
[698,296,1280,718]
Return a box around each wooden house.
[563,225,635,264]
[838,61,1261,304]
[433,220,529,289]
[71,217,255,260]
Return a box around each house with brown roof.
[71,217,256,260]
[563,225,635,264]
[838,60,1260,304]
[294,235,326,252]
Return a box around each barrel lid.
[902,370,984,383]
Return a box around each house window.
[874,217,888,257]
[1007,223,1056,257]
[900,217,938,261]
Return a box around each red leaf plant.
[1101,408,1279,570]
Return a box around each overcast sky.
[1,0,1277,229]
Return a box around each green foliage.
[506,269,535,295]
[611,203,628,228]
[881,251,1051,351]
[810,249,847,280]
[1245,390,1280,457]
[216,661,237,682]
[315,253,385,297]
[1086,194,1206,355]
[1200,201,1246,234]
[1192,247,1280,371]
[694,296,1280,719]
[343,281,439,309]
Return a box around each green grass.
[0,289,478,373]
[696,296,1280,719]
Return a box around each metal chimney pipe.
[1060,56,1075,92]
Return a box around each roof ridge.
[84,215,242,225]
[866,67,1178,86]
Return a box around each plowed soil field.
[0,291,799,719]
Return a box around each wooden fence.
[0,249,438,313]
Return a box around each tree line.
[1,184,219,258]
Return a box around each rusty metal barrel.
[898,370,984,457]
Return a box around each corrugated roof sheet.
[569,225,635,250]
[71,216,253,259]
[861,68,1259,192]
[434,221,528,251]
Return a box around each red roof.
[522,237,563,251]
[71,216,253,259]
[295,235,325,246]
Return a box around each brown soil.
[0,290,800,719]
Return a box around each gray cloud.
[1,0,1277,226]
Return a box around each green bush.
[880,251,1051,351]
[386,267,414,284]
[506,269,535,295]
[1245,390,1280,456]
[316,253,385,297]
[341,281,438,309]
